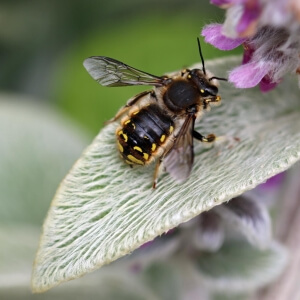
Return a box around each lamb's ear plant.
[32,56,300,294]
[0,95,89,297]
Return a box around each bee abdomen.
[116,104,174,165]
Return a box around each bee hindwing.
[163,114,195,183]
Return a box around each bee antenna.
[209,76,228,82]
[197,37,206,75]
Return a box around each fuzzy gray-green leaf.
[195,241,287,293]
[0,96,89,225]
[32,56,300,292]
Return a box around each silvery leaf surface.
[0,96,89,225]
[195,241,287,293]
[32,56,300,292]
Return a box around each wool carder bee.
[83,38,226,188]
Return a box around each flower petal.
[236,1,261,36]
[215,196,271,249]
[192,211,224,252]
[229,61,269,88]
[210,0,249,7]
[201,24,246,50]
[259,173,285,190]
[259,76,279,92]
[210,0,233,6]
[242,43,255,64]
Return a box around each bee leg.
[193,130,216,143]
[105,90,153,124]
[152,158,162,189]
[203,95,221,109]
[203,95,221,104]
[105,106,130,125]
[181,68,190,76]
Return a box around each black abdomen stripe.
[117,104,174,165]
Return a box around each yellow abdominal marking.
[151,143,157,152]
[160,135,166,143]
[127,155,144,165]
[124,119,135,129]
[118,130,128,142]
[132,110,139,115]
[169,126,174,134]
[143,153,149,160]
[200,89,205,93]
[133,146,143,153]
[117,141,124,152]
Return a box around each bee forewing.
[83,56,121,86]
[83,56,164,87]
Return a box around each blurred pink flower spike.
[228,61,279,91]
[202,0,300,92]
[210,0,234,8]
[259,76,279,93]
[236,0,261,36]
[228,61,268,88]
[259,172,285,191]
[202,24,246,50]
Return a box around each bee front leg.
[193,130,216,143]
[105,90,153,124]
[203,95,221,104]
[202,95,221,110]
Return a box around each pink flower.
[202,24,246,50]
[236,0,261,36]
[259,173,285,191]
[210,0,234,7]
[202,0,300,92]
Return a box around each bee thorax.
[163,80,200,112]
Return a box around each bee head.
[188,69,219,97]
[193,37,227,97]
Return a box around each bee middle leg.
[105,90,153,124]
[193,130,216,143]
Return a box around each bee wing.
[83,56,165,87]
[163,114,195,183]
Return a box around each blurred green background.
[0,0,242,298]
[1,0,242,135]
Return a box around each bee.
[83,38,226,188]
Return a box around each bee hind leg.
[105,90,153,125]
[105,106,131,125]
[152,158,162,189]
[193,130,216,143]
